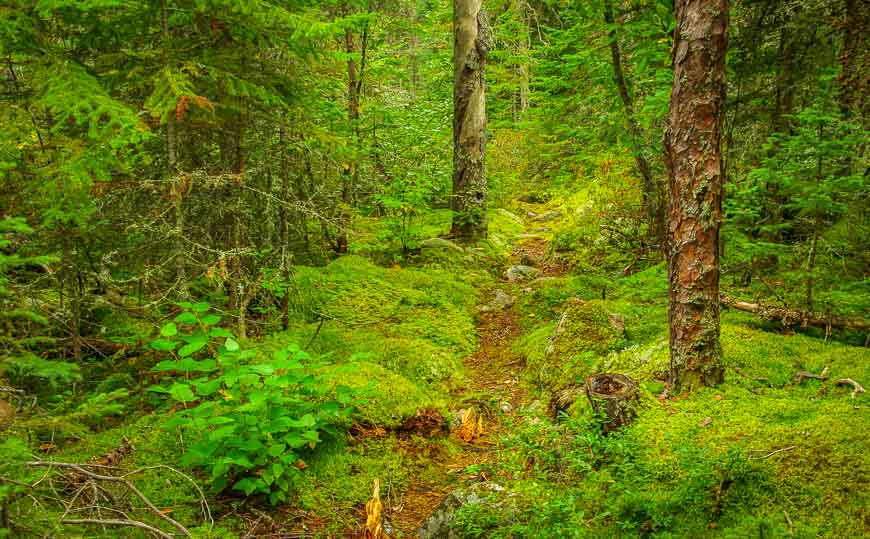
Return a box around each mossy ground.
[3,197,867,538]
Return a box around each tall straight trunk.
[162,0,187,298]
[603,0,662,247]
[278,123,291,331]
[837,0,869,121]
[517,0,529,117]
[663,0,729,391]
[408,7,420,101]
[451,0,490,241]
[338,26,362,254]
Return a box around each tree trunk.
[278,124,291,331]
[663,0,729,391]
[603,0,662,248]
[451,0,490,241]
[837,0,869,121]
[162,0,187,299]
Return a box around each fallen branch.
[721,295,870,333]
[27,461,191,537]
[834,378,865,399]
[749,446,796,460]
[793,367,829,384]
[60,518,173,539]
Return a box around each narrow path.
[389,221,556,536]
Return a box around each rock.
[504,265,540,282]
[495,208,524,226]
[531,210,561,222]
[479,289,515,312]
[420,238,465,254]
[418,483,505,539]
[499,401,513,413]
[516,234,544,241]
[534,226,551,233]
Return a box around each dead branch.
[721,295,870,333]
[748,446,796,460]
[27,461,191,537]
[834,378,865,399]
[60,518,174,539]
[793,367,829,384]
[733,367,769,383]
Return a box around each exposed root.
[793,367,829,384]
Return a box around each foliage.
[148,302,356,504]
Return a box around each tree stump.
[584,373,638,433]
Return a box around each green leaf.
[192,302,211,313]
[160,322,178,337]
[175,312,197,324]
[151,339,179,351]
[233,477,257,496]
[178,339,207,357]
[201,314,221,326]
[210,327,234,337]
[169,383,196,403]
[225,337,240,352]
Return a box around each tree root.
[834,378,865,399]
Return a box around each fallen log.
[721,295,870,333]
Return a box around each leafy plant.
[149,302,356,504]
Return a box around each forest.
[0,0,868,537]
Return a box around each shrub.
[149,302,357,505]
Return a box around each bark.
[584,373,638,434]
[513,0,530,122]
[162,0,187,299]
[837,0,870,120]
[663,0,729,391]
[451,0,490,241]
[603,0,662,247]
[278,124,291,331]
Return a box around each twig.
[27,461,191,537]
[120,464,212,525]
[61,518,173,539]
[748,446,796,460]
[834,378,865,399]
[733,367,769,383]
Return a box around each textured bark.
[603,0,662,247]
[451,0,490,241]
[162,0,187,299]
[584,373,638,434]
[663,0,729,391]
[513,0,529,122]
[837,0,870,120]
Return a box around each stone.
[504,265,540,282]
[495,208,524,226]
[479,289,515,312]
[530,210,561,222]
[420,238,465,254]
[418,483,506,539]
[499,401,513,413]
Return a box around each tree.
[663,0,729,391]
[451,0,490,241]
[602,0,663,247]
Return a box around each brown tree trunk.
[837,0,869,121]
[451,0,490,241]
[663,0,729,391]
[278,124,291,331]
[603,0,662,248]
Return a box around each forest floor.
[389,227,563,535]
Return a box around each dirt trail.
[389,227,556,536]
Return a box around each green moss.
[321,360,445,428]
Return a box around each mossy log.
[584,373,638,433]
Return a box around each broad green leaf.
[175,312,197,324]
[225,337,240,352]
[169,383,196,403]
[160,322,178,337]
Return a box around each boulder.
[420,238,465,254]
[504,265,540,282]
[478,289,515,312]
[495,208,525,226]
[530,210,561,222]
[418,482,506,539]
